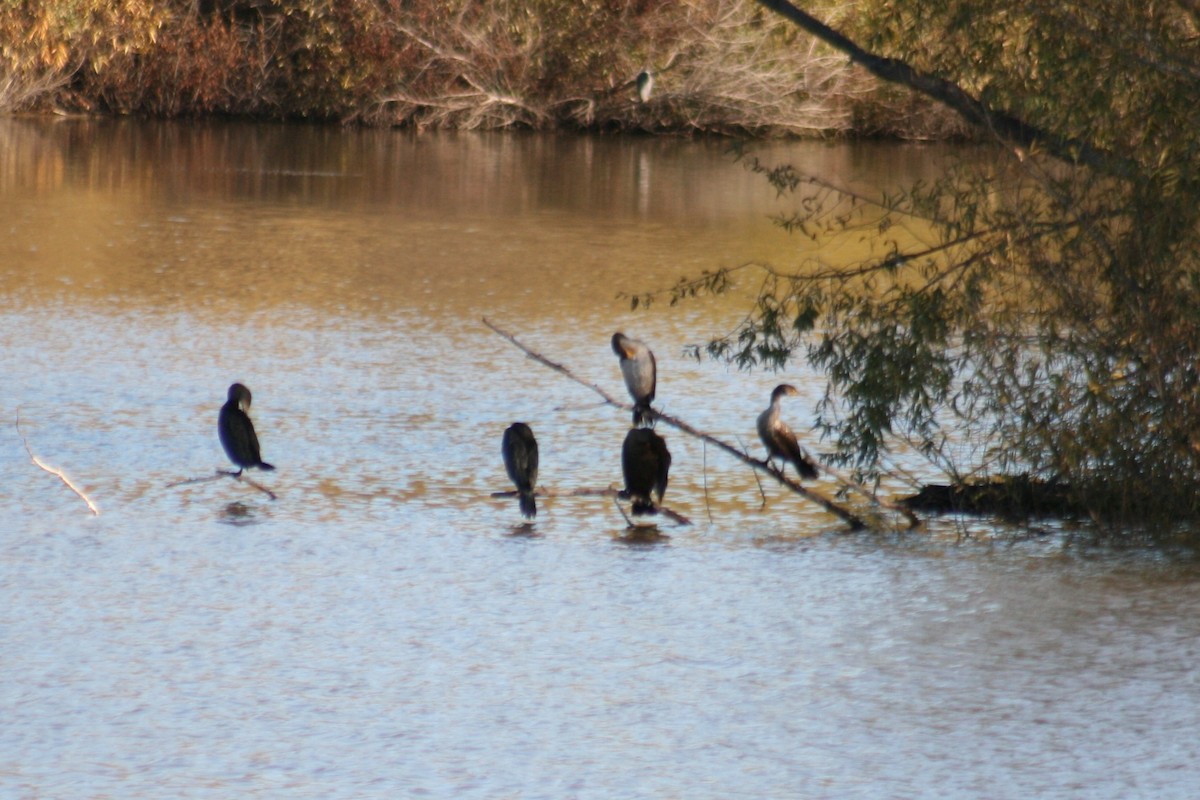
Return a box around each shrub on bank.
[0,0,166,110]
[0,0,958,138]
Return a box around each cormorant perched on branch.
[612,332,657,426]
[757,384,818,480]
[502,422,539,519]
[218,383,275,475]
[622,427,671,515]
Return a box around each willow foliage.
[648,0,1200,518]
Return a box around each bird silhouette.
[502,422,539,519]
[622,427,671,515]
[218,383,275,475]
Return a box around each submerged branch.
[491,486,693,526]
[482,316,893,531]
[16,413,99,516]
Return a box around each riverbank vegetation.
[0,0,962,137]
[638,0,1200,522]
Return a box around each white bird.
[636,69,654,103]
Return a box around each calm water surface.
[2,119,1199,798]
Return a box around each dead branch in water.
[15,414,99,516]
[614,494,637,528]
[167,470,277,501]
[483,317,901,531]
[491,486,692,526]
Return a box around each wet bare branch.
[491,486,692,526]
[736,433,769,510]
[15,413,99,516]
[482,316,885,531]
[753,0,1138,176]
[167,469,277,501]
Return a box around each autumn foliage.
[0,0,951,136]
[647,1,1200,520]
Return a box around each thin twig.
[702,439,714,523]
[646,504,691,526]
[232,472,277,501]
[612,494,684,531]
[15,414,99,516]
[482,316,874,530]
[614,494,635,527]
[736,433,769,509]
[167,469,277,501]
[165,473,226,488]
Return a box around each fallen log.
[901,476,1083,518]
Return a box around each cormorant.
[622,427,671,515]
[636,69,654,103]
[218,383,275,475]
[612,332,657,426]
[757,384,819,480]
[502,422,539,519]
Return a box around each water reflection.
[218,500,260,526]
[2,120,1199,799]
[614,526,672,546]
[503,521,541,538]
[0,118,949,321]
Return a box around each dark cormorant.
[612,332,657,426]
[218,383,275,475]
[622,427,671,515]
[757,384,819,480]
[502,422,539,519]
[636,69,654,103]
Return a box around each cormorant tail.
[519,490,537,519]
[259,461,276,472]
[795,455,818,481]
[631,498,658,516]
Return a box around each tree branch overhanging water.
[482,316,922,531]
[752,0,1140,178]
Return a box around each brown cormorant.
[502,422,539,519]
[757,384,818,480]
[622,427,671,515]
[612,332,657,426]
[218,383,275,475]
